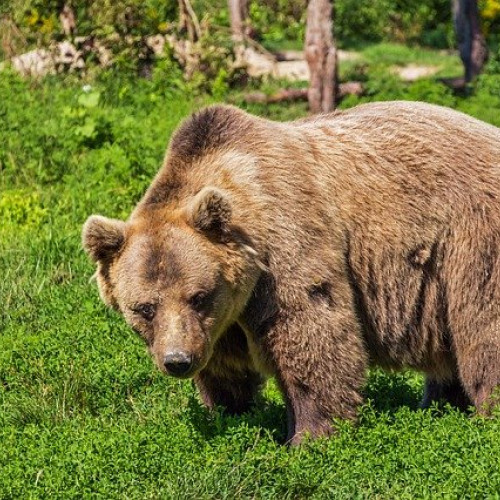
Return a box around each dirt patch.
[240,48,360,81]
[393,64,440,81]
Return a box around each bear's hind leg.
[420,376,472,411]
[444,225,500,414]
[455,341,500,415]
[194,324,264,415]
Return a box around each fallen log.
[241,81,363,104]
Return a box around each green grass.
[359,42,462,77]
[1,44,500,498]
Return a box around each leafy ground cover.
[1,45,500,498]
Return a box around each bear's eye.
[133,303,156,321]
[188,291,211,313]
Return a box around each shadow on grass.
[363,370,423,413]
[185,370,433,443]
[184,369,474,443]
[186,389,288,443]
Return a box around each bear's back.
[290,101,500,223]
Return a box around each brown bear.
[83,101,500,444]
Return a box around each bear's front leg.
[268,303,367,445]
[194,323,264,415]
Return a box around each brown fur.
[83,101,500,444]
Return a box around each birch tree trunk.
[453,0,488,82]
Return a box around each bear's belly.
[348,242,454,379]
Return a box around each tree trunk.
[305,0,337,113]
[228,0,250,43]
[452,0,488,82]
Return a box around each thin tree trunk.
[228,0,250,43]
[305,0,337,113]
[452,0,488,82]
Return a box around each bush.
[0,191,47,229]
[247,0,455,49]
[476,43,500,96]
[481,0,500,36]
[8,0,177,41]
[249,0,306,48]
[1,0,490,64]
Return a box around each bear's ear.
[82,215,126,262]
[187,187,232,235]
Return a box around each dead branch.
[178,0,201,42]
[1,16,27,60]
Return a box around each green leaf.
[78,91,101,109]
[76,118,96,138]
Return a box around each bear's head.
[82,186,263,378]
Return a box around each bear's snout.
[163,351,194,377]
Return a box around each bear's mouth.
[164,368,197,379]
[162,363,202,379]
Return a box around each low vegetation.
[1,44,500,498]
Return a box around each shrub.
[0,191,47,229]
[248,0,455,49]
[481,0,500,35]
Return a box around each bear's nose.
[163,351,193,376]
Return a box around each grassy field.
[1,45,500,498]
